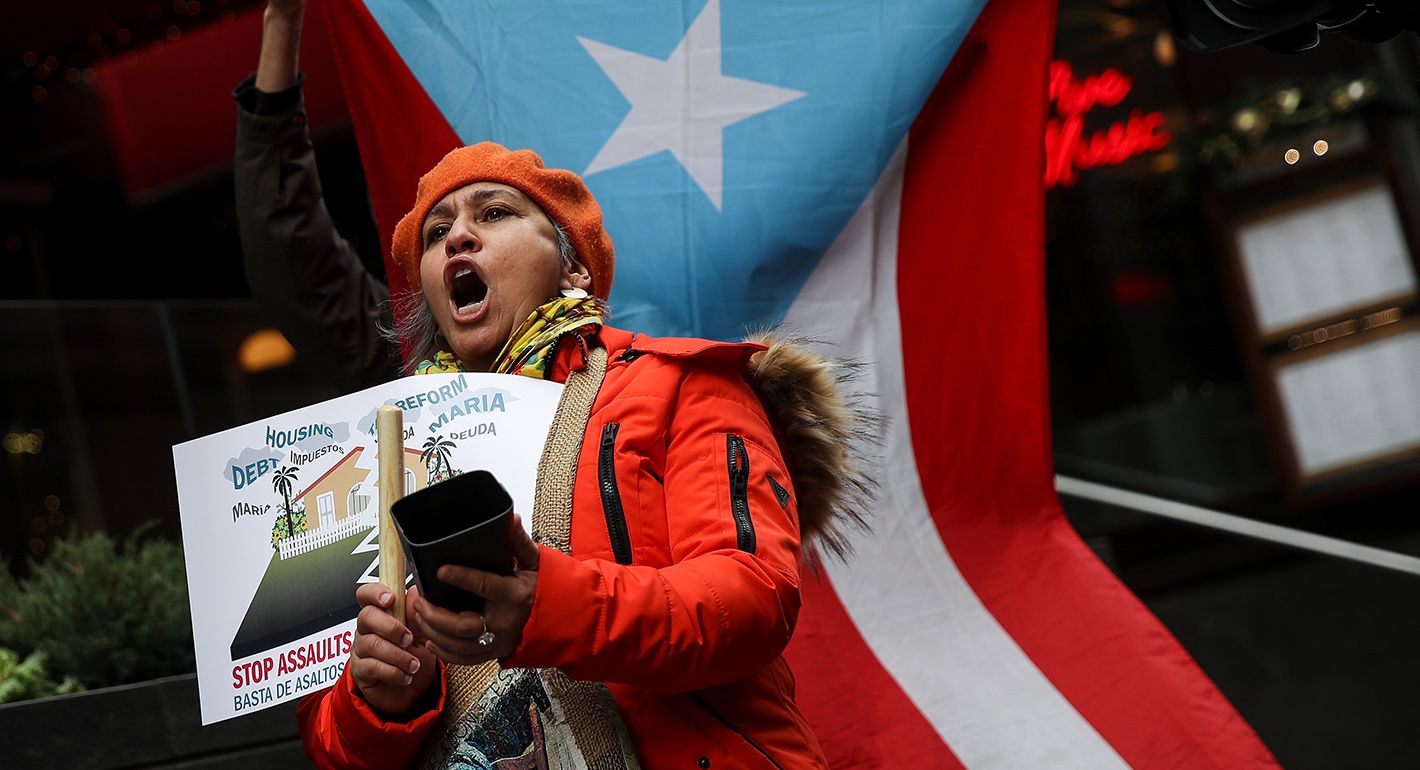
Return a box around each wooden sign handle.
[377,405,407,624]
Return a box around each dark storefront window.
[1,302,351,561]
[1,88,379,562]
[1051,2,1420,508]
[1050,3,1420,767]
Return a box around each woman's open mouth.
[448,265,488,319]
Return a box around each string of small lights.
[1192,73,1419,170]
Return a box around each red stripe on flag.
[318,0,463,302]
[896,1,1279,767]
[787,574,965,769]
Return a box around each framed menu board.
[1269,320,1420,483]
[1234,177,1417,341]
[1216,170,1420,500]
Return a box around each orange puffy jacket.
[299,326,857,770]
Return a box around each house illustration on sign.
[295,446,432,532]
[231,445,434,660]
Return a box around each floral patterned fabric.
[413,296,607,379]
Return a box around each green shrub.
[0,647,84,704]
[269,500,308,551]
[0,525,194,690]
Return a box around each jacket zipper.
[726,434,756,554]
[690,693,784,770]
[598,423,633,565]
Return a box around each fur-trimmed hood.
[744,333,877,560]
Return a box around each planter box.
[1,673,309,769]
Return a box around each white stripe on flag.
[782,141,1129,769]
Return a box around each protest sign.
[173,372,562,724]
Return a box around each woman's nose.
[444,216,479,256]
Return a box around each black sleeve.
[233,73,399,388]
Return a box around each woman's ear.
[561,259,592,291]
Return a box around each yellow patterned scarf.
[413,295,606,379]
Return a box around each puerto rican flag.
[322,1,1279,767]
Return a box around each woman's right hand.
[255,0,308,92]
[349,583,439,717]
[265,0,308,22]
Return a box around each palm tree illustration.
[421,435,456,482]
[272,466,299,537]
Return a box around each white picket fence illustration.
[279,510,377,560]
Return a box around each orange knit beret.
[391,142,615,299]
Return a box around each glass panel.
[1048,1,1420,505]
[0,301,344,565]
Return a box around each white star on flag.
[578,0,806,210]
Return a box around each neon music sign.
[1045,60,1171,189]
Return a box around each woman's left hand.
[413,514,540,665]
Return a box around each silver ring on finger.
[477,612,495,647]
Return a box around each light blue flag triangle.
[366,0,985,340]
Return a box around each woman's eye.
[483,207,509,222]
[426,224,450,245]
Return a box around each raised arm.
[234,0,396,388]
[255,0,303,92]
